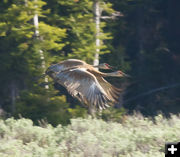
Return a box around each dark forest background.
[0,0,180,125]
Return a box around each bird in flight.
[45,59,129,114]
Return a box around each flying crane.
[45,59,129,113]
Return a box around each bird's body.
[46,59,128,112]
[47,59,113,74]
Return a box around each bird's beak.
[122,72,131,78]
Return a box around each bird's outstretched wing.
[96,77,122,102]
[55,68,111,110]
[46,59,86,73]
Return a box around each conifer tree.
[0,0,68,124]
[51,0,115,63]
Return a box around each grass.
[0,113,180,157]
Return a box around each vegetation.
[0,0,120,125]
[0,1,179,156]
[0,0,180,126]
[1,114,180,157]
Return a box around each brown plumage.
[46,59,128,111]
[46,59,113,74]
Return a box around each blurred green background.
[0,0,180,126]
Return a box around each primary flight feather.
[45,59,129,110]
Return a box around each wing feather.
[96,77,122,102]
[55,68,111,109]
[46,59,86,74]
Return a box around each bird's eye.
[105,63,109,67]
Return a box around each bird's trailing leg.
[88,104,97,118]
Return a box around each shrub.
[0,114,180,156]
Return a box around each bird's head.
[98,63,115,70]
[115,70,131,77]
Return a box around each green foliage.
[1,114,180,156]
[14,88,71,126]
[0,0,118,124]
[38,22,66,51]
[0,0,68,123]
[55,0,115,62]
[100,107,127,122]
[68,105,88,118]
[1,0,179,128]
[0,0,66,86]
[58,0,97,62]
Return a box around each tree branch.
[124,83,180,103]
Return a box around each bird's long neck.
[101,71,121,77]
[77,64,120,77]
[88,69,121,77]
[86,66,105,76]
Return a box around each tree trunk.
[93,0,101,69]
[33,0,49,89]
[10,81,19,114]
